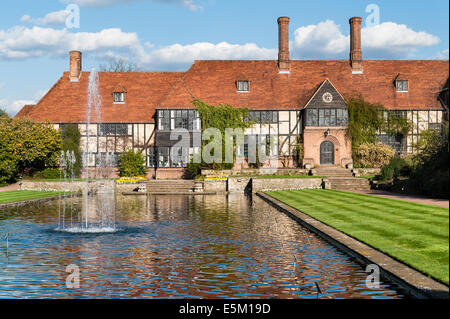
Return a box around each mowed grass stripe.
[0,191,63,204]
[326,189,448,217]
[265,189,449,284]
[287,190,449,239]
[274,190,448,250]
[274,190,446,253]
[279,190,447,240]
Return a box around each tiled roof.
[16,59,449,123]
[160,60,449,111]
[14,104,35,118]
[18,72,184,123]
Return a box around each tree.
[0,117,62,183]
[0,109,9,118]
[347,95,412,167]
[409,124,449,197]
[98,58,139,72]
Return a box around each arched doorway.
[320,141,334,165]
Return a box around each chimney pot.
[349,17,363,74]
[277,17,290,73]
[69,51,82,82]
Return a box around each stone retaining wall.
[22,178,324,195]
[201,168,308,177]
[21,180,146,194]
[252,178,323,193]
[352,168,381,177]
[0,194,78,210]
[203,181,227,193]
[21,181,87,192]
[228,177,252,193]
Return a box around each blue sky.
[1,0,448,115]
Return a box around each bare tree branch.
[98,58,139,72]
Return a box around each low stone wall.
[352,168,381,177]
[21,181,87,192]
[201,168,308,177]
[0,194,76,210]
[252,178,323,193]
[228,177,252,193]
[21,180,147,194]
[203,181,227,193]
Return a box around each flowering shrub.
[116,176,146,184]
[118,150,147,177]
[354,142,395,168]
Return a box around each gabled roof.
[17,72,184,123]
[159,60,449,111]
[15,59,449,123]
[304,79,347,109]
[15,104,35,118]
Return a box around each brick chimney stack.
[277,17,290,73]
[69,51,82,82]
[349,17,363,74]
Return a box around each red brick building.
[16,17,449,179]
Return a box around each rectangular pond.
[0,194,407,299]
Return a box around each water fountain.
[56,68,117,233]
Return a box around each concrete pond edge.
[256,192,449,299]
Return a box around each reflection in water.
[0,194,406,299]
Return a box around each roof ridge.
[34,74,65,108]
[156,65,196,108]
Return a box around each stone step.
[145,180,196,193]
[328,177,371,191]
[315,167,354,178]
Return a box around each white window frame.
[237,81,250,93]
[113,92,126,104]
[396,80,408,92]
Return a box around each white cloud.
[292,20,348,59]
[435,49,449,59]
[292,20,440,59]
[60,0,203,11]
[0,90,47,116]
[142,42,276,70]
[21,10,70,27]
[0,98,36,116]
[0,19,442,70]
[0,25,275,70]
[0,26,141,59]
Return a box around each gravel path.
[0,183,19,192]
[355,190,449,208]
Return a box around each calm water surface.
[0,194,406,299]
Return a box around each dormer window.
[113,92,125,103]
[396,80,408,92]
[237,80,250,92]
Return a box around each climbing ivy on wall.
[383,115,413,138]
[194,99,252,133]
[347,95,384,149]
[347,95,412,165]
[188,99,253,176]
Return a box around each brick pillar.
[69,51,82,82]
[278,17,290,73]
[349,17,363,74]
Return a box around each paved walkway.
[0,183,19,192]
[355,190,449,208]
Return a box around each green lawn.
[0,190,64,204]
[265,189,449,284]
